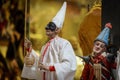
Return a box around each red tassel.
[105,23,112,29]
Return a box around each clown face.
[93,41,106,54]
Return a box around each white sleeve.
[54,42,77,80]
[117,51,120,80]
[21,49,39,79]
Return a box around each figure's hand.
[38,62,49,71]
[24,38,32,53]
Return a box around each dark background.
[102,0,120,48]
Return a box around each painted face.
[93,41,106,54]
[45,29,56,39]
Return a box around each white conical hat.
[52,2,67,28]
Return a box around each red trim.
[26,48,30,52]
[42,42,50,80]
[26,47,32,53]
[49,66,55,71]
[41,39,52,80]
[43,72,46,80]
[41,39,53,80]
[42,42,50,61]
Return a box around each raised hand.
[24,38,35,66]
[24,38,32,54]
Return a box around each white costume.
[117,50,120,80]
[21,36,76,80]
[21,2,76,80]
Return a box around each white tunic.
[117,50,120,80]
[21,36,77,80]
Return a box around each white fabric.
[116,51,120,80]
[52,2,66,28]
[21,50,39,79]
[21,36,77,80]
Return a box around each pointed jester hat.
[45,2,67,31]
[94,23,112,46]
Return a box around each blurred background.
[0,0,102,80]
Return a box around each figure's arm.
[21,38,39,79]
[106,53,117,69]
[117,48,120,68]
[53,41,77,80]
[24,38,39,66]
[117,48,120,80]
[38,63,55,71]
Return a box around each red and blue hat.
[94,23,112,45]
